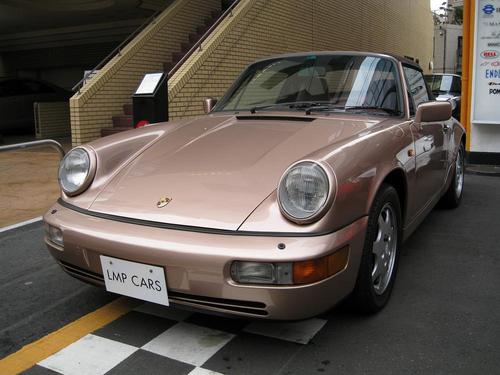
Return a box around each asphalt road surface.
[1,173,499,374]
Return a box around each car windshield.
[214,54,402,116]
[425,74,461,95]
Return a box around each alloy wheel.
[371,203,398,295]
[455,147,464,198]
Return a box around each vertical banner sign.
[472,0,500,124]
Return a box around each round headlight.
[58,148,93,195]
[278,161,331,223]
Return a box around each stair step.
[196,24,210,35]
[112,115,133,128]
[101,127,133,137]
[163,61,174,73]
[181,42,194,53]
[211,10,220,18]
[172,52,184,63]
[188,32,202,44]
[162,9,224,76]
[123,103,133,116]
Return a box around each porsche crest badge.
[157,196,172,208]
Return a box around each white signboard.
[472,0,500,124]
[101,255,169,306]
[135,72,164,95]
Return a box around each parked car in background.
[424,73,462,120]
[44,52,465,320]
[0,78,71,135]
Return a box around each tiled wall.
[69,0,221,145]
[168,0,434,120]
[35,102,71,139]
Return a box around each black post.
[132,73,169,127]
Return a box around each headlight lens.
[58,148,91,195]
[278,161,330,222]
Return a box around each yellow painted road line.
[0,297,140,375]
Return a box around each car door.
[404,66,447,212]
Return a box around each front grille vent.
[169,291,268,316]
[60,261,104,284]
[59,261,268,316]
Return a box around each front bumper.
[43,202,367,320]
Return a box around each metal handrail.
[0,140,66,159]
[168,0,241,78]
[72,9,163,93]
[72,1,241,92]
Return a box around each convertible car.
[44,52,465,320]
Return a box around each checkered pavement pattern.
[22,303,328,375]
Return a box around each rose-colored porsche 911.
[44,52,465,319]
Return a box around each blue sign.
[485,69,500,78]
[483,4,496,14]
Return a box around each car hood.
[90,114,383,230]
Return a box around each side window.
[450,76,461,94]
[403,66,430,116]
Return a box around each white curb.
[0,216,43,234]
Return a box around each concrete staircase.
[100,9,223,138]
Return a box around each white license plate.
[100,255,169,306]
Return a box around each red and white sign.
[481,50,500,59]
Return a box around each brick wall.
[35,102,71,139]
[69,0,221,145]
[168,0,434,119]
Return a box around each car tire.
[440,142,465,209]
[351,183,402,314]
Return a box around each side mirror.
[203,97,218,114]
[447,97,457,111]
[415,101,452,123]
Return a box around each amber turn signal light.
[293,246,349,284]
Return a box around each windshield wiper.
[249,101,329,114]
[303,104,344,115]
[344,106,402,116]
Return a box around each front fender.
[240,121,415,234]
[60,119,194,209]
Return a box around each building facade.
[433,24,463,74]
[0,0,435,144]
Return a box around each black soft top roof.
[385,53,423,71]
